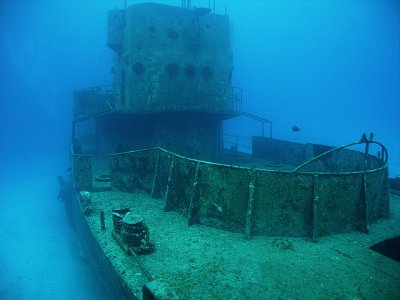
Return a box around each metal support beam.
[245,171,256,239]
[164,156,175,211]
[150,153,160,198]
[188,162,201,225]
[311,175,319,242]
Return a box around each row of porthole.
[132,62,213,80]
[148,27,181,40]
[149,27,211,40]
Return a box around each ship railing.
[237,111,273,138]
[73,81,243,121]
[222,134,252,153]
[107,144,389,239]
[73,85,115,120]
[292,134,388,173]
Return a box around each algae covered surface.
[86,192,400,299]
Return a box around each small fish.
[292,125,301,132]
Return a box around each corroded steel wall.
[72,154,93,191]
[110,148,389,237]
[195,164,250,231]
[313,174,363,236]
[253,172,313,236]
[110,149,160,193]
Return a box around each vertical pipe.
[245,171,256,239]
[311,175,319,242]
[164,156,175,211]
[364,141,370,171]
[270,122,273,139]
[261,122,265,137]
[151,153,160,198]
[188,162,200,225]
[360,173,370,233]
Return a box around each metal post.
[164,156,175,211]
[261,122,265,137]
[150,153,160,198]
[188,162,200,225]
[359,173,370,233]
[270,122,273,139]
[245,171,256,239]
[311,175,319,242]
[364,141,370,171]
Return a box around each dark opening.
[312,144,333,161]
[166,63,179,78]
[370,236,400,262]
[184,65,196,79]
[132,62,145,76]
[201,66,213,81]
[167,29,179,40]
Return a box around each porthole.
[184,65,196,79]
[132,62,145,76]
[167,29,179,40]
[201,66,213,81]
[166,63,179,78]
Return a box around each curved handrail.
[291,136,388,173]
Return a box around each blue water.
[0,0,398,299]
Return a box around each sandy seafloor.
[0,164,110,300]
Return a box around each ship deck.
[83,188,400,299]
